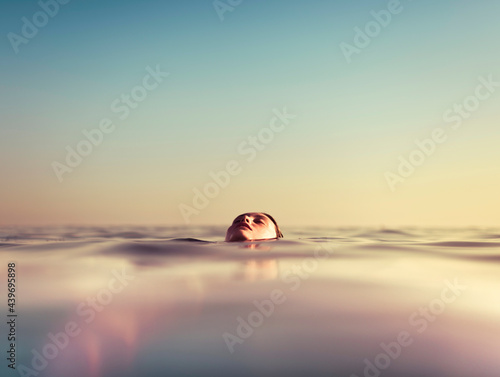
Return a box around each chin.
[226,230,252,242]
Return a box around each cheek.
[256,224,274,235]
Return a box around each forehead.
[235,213,271,222]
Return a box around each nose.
[237,215,251,224]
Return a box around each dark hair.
[261,213,283,239]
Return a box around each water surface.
[1,226,499,377]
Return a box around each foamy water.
[1,226,499,377]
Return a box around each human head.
[225,212,283,242]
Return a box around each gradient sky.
[1,0,499,227]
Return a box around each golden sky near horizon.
[1,0,499,227]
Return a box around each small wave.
[0,242,19,248]
[303,237,345,241]
[353,229,416,238]
[478,233,500,240]
[170,238,214,243]
[422,241,500,248]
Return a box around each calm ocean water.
[1,226,499,377]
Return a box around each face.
[225,213,278,242]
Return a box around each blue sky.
[1,0,500,226]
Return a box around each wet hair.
[261,213,283,239]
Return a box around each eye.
[255,219,264,224]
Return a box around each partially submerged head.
[225,212,283,242]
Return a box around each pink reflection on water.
[42,271,207,377]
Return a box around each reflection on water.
[1,226,500,377]
[237,242,278,281]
